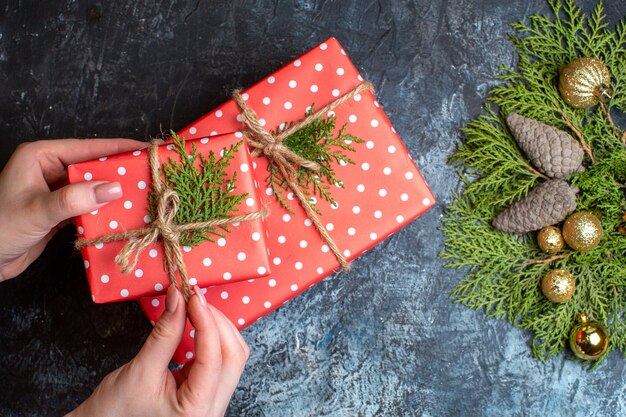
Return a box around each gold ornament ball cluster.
[537,226,565,254]
[562,211,603,251]
[559,57,612,108]
[569,313,609,361]
[541,269,576,303]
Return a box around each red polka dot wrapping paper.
[138,37,435,364]
[67,134,271,303]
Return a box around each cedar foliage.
[149,133,247,247]
[267,107,364,214]
[440,0,626,365]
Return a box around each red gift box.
[68,133,271,303]
[139,37,435,364]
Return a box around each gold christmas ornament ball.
[541,269,576,303]
[559,57,612,109]
[569,313,609,361]
[562,211,603,251]
[537,226,565,254]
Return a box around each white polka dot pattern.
[66,134,271,303]
[135,37,434,365]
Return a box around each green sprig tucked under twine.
[267,107,364,214]
[149,132,247,247]
[440,0,626,366]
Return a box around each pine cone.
[492,179,578,234]
[506,113,584,179]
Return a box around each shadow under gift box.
[139,37,435,364]
[67,133,271,303]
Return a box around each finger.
[180,359,194,381]
[207,304,250,416]
[32,138,147,184]
[48,177,68,192]
[44,138,147,165]
[177,288,222,410]
[174,359,196,387]
[134,285,186,375]
[172,360,194,388]
[33,181,123,229]
[209,305,250,359]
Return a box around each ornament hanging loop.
[576,312,589,323]
[595,83,612,103]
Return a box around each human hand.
[0,138,145,281]
[67,285,249,417]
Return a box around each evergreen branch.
[557,103,595,162]
[527,254,570,265]
[441,0,626,364]
[268,107,364,213]
[150,132,247,247]
[598,100,623,142]
[527,164,550,180]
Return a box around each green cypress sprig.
[149,132,247,247]
[440,0,626,365]
[267,107,364,214]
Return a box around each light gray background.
[0,1,625,415]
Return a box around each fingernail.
[165,284,180,313]
[94,182,123,203]
[194,285,207,307]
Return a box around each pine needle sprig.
[149,133,247,247]
[267,107,364,214]
[441,0,626,365]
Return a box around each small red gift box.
[139,37,435,364]
[68,133,271,303]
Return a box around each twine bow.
[75,140,269,301]
[233,81,373,271]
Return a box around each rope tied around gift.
[75,140,269,301]
[233,81,374,271]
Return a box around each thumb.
[134,285,186,373]
[35,181,123,228]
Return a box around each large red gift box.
[139,37,435,364]
[67,133,271,303]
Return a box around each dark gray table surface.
[1,1,626,416]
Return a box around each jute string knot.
[233,91,323,179]
[153,188,179,240]
[75,139,269,301]
[232,81,374,271]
